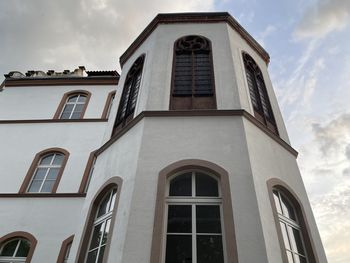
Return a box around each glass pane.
[97,192,111,218]
[165,235,192,263]
[46,168,59,180]
[60,112,71,119]
[74,103,84,113]
[64,242,72,260]
[62,104,74,114]
[40,154,54,165]
[197,235,224,263]
[41,180,56,192]
[78,95,87,102]
[86,249,98,263]
[89,222,105,250]
[273,191,283,215]
[0,239,19,256]
[15,239,30,257]
[281,195,296,221]
[27,180,42,192]
[71,111,82,119]
[102,219,111,245]
[33,168,48,180]
[288,227,305,255]
[169,173,192,196]
[280,222,291,250]
[196,205,221,233]
[286,251,294,263]
[195,173,218,197]
[167,205,192,233]
[52,154,64,165]
[97,245,106,263]
[109,188,117,212]
[67,95,78,102]
[295,255,307,263]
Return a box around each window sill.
[0,193,86,198]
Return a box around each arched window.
[273,189,309,263]
[165,171,224,263]
[57,235,74,263]
[102,91,116,119]
[113,55,145,134]
[19,148,69,194]
[54,90,91,120]
[0,232,37,263]
[171,35,216,110]
[242,52,277,134]
[76,178,122,263]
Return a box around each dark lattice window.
[243,53,278,134]
[113,55,144,135]
[171,35,216,110]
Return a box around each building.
[0,12,328,263]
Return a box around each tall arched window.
[165,171,224,263]
[19,148,69,194]
[54,90,91,120]
[171,35,216,110]
[0,232,37,263]
[76,178,122,263]
[113,55,145,134]
[242,52,277,134]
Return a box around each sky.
[0,0,349,262]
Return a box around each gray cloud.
[0,0,215,79]
[294,0,350,40]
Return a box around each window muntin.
[171,35,216,110]
[86,188,117,263]
[165,172,224,263]
[27,152,64,193]
[243,53,278,134]
[60,94,87,119]
[113,55,144,133]
[0,238,30,262]
[273,190,308,263]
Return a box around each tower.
[0,12,327,263]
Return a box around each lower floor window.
[0,238,30,262]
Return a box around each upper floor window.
[54,90,91,120]
[86,187,117,262]
[243,53,278,134]
[273,189,310,263]
[113,55,145,134]
[171,35,216,110]
[57,235,74,263]
[102,91,116,119]
[165,171,224,263]
[0,238,30,262]
[19,148,69,194]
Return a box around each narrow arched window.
[113,55,145,134]
[165,171,224,263]
[273,189,310,263]
[171,35,216,110]
[243,53,278,134]
[19,148,69,194]
[57,235,74,263]
[54,90,91,119]
[86,188,117,262]
[0,238,31,262]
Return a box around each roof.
[119,12,270,67]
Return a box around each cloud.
[0,0,216,76]
[294,0,350,40]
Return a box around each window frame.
[19,148,70,194]
[170,35,217,110]
[53,90,91,120]
[267,178,318,263]
[0,232,37,263]
[242,52,278,134]
[150,160,238,263]
[76,177,122,263]
[101,90,116,119]
[57,235,74,263]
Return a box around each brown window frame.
[53,90,92,119]
[0,231,37,263]
[150,159,238,263]
[78,151,97,194]
[19,148,70,194]
[112,55,145,135]
[57,235,74,263]
[76,177,122,263]
[170,35,216,110]
[242,52,278,135]
[101,90,116,119]
[267,178,319,263]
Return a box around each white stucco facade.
[0,12,326,263]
